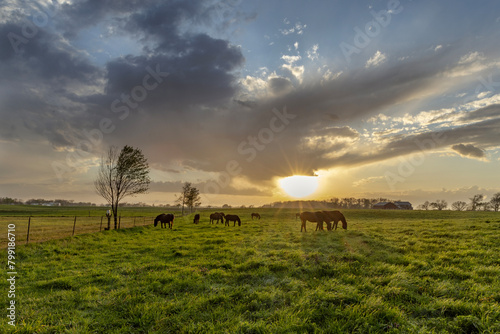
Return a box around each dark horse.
[154,213,174,229]
[225,214,241,226]
[299,211,326,232]
[193,214,200,224]
[322,210,347,230]
[210,212,225,224]
[251,213,261,220]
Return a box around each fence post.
[26,216,31,243]
[100,216,103,232]
[118,216,121,229]
[133,217,136,227]
[72,216,77,236]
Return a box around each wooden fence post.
[100,216,103,232]
[118,216,121,229]
[26,216,31,243]
[72,216,77,236]
[133,217,136,227]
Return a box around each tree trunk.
[112,203,118,229]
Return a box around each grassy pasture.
[1,208,499,333]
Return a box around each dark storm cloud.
[0,23,99,83]
[102,36,244,110]
[451,144,485,159]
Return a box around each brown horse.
[225,214,241,226]
[322,210,347,230]
[251,213,261,220]
[210,212,225,224]
[154,213,174,229]
[299,211,326,232]
[193,214,200,224]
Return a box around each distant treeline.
[0,197,179,208]
[263,198,395,210]
[0,197,97,206]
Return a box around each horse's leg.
[326,221,332,231]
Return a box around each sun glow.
[279,175,319,198]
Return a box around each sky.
[1,0,500,207]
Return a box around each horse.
[251,213,261,220]
[225,214,241,226]
[154,213,174,229]
[193,213,200,224]
[322,210,347,230]
[210,212,225,224]
[299,211,326,232]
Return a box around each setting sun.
[279,175,319,198]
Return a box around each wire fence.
[0,216,155,248]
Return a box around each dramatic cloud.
[1,0,500,205]
[451,144,486,159]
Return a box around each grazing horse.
[193,213,200,224]
[154,213,174,229]
[225,214,241,226]
[322,210,347,230]
[251,213,261,220]
[299,211,326,232]
[210,212,225,224]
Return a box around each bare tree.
[418,201,431,210]
[430,199,448,210]
[469,194,484,211]
[451,201,467,211]
[489,192,500,212]
[94,146,150,229]
[175,182,191,215]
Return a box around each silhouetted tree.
[175,182,202,214]
[186,186,201,213]
[94,145,150,229]
[490,192,500,212]
[451,201,467,211]
[430,199,448,210]
[418,201,431,210]
[469,194,484,211]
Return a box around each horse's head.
[154,219,158,227]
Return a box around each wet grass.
[1,209,499,333]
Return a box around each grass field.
[1,207,499,333]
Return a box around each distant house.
[394,201,413,210]
[373,201,413,210]
[373,202,399,210]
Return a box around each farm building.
[394,201,413,210]
[373,201,413,210]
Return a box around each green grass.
[1,208,499,333]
